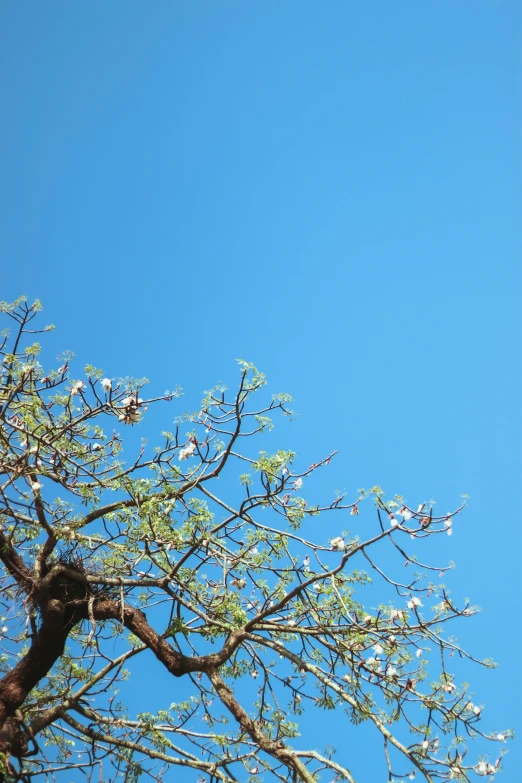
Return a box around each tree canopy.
[0,297,510,783]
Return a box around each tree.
[0,297,510,783]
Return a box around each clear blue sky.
[1,1,521,780]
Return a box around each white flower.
[417,503,425,512]
[477,761,487,775]
[1,626,7,634]
[101,378,112,392]
[487,763,497,775]
[407,597,422,609]
[409,773,416,780]
[293,478,303,490]
[386,666,398,678]
[179,442,197,461]
[118,414,126,422]
[287,619,296,627]
[303,556,310,568]
[473,705,482,716]
[366,656,378,666]
[389,515,399,527]
[70,380,86,395]
[330,536,345,551]
[373,644,384,655]
[399,506,412,520]
[30,481,43,492]
[416,649,423,658]
[363,615,373,625]
[314,582,322,591]
[496,733,505,742]
[422,740,429,750]
[350,505,359,515]
[388,635,396,643]
[342,674,351,682]
[444,682,456,693]
[251,669,259,679]
[390,608,404,620]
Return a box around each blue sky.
[1,1,521,780]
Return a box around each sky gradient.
[1,1,521,780]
